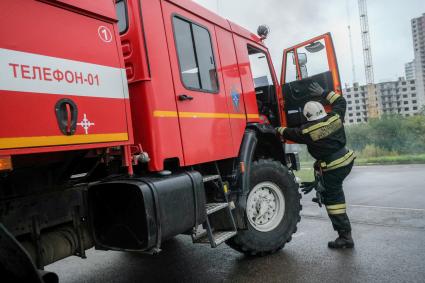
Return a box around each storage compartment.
[0,0,131,155]
[88,171,206,251]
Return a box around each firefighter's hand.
[300,182,316,195]
[312,191,324,207]
[275,127,286,136]
[308,82,325,97]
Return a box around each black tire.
[226,159,301,256]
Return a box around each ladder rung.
[213,231,237,246]
[194,231,237,246]
[205,203,228,215]
[202,175,220,183]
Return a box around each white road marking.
[301,202,425,212]
[349,204,425,212]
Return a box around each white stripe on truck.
[0,48,128,99]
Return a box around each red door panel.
[215,26,247,155]
[162,2,234,165]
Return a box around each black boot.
[328,231,354,249]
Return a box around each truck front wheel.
[227,159,301,256]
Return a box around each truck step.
[194,230,237,246]
[202,175,221,183]
[205,203,229,215]
[192,227,208,241]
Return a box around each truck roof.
[168,0,264,45]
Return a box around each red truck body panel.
[122,0,271,171]
[0,0,133,156]
[1,0,286,172]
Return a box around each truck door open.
[281,33,341,127]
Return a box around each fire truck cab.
[0,0,342,282]
[116,0,341,171]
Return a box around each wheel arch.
[237,124,287,194]
[234,124,288,229]
[247,124,286,164]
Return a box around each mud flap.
[0,223,43,283]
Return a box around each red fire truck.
[0,0,342,282]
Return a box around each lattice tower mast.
[358,0,379,118]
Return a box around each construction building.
[412,13,425,106]
[344,78,421,124]
[405,60,416,80]
[343,12,425,125]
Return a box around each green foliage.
[294,168,314,182]
[294,113,425,172]
[296,154,425,182]
[355,154,425,165]
[346,114,425,156]
[358,144,398,158]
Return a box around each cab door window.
[173,16,219,93]
[296,39,329,80]
[285,50,298,83]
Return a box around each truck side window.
[284,51,297,83]
[115,0,128,34]
[248,46,280,126]
[248,49,273,88]
[173,16,219,93]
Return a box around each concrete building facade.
[412,13,425,106]
[376,78,420,117]
[405,60,416,80]
[343,83,368,124]
[342,13,425,125]
[343,78,421,125]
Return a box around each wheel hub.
[247,182,285,232]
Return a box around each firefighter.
[276,82,355,249]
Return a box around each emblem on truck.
[231,87,241,112]
[98,26,113,43]
[77,114,95,135]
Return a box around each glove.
[300,181,316,195]
[312,193,324,207]
[275,127,286,136]
[308,82,325,97]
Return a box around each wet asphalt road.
[47,165,425,283]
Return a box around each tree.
[420,105,425,116]
[345,114,425,155]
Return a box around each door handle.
[178,94,194,101]
[55,99,78,136]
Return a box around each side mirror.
[293,53,308,66]
[305,41,325,53]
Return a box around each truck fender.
[234,124,286,229]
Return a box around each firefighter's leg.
[322,162,354,248]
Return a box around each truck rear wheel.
[227,159,301,256]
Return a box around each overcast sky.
[193,0,424,86]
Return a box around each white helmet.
[303,101,327,121]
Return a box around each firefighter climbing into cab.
[276,82,356,249]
